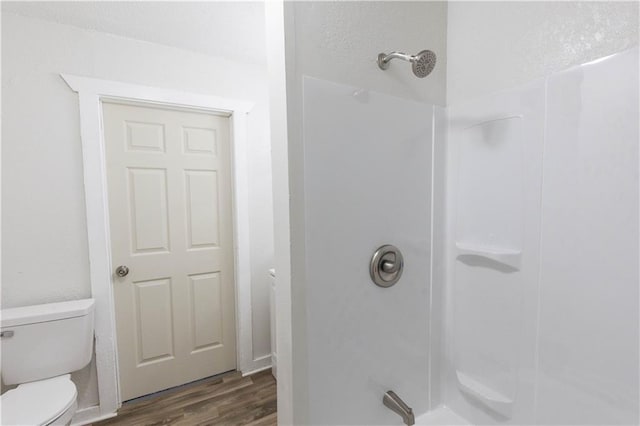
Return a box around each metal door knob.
[115,265,130,277]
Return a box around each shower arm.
[377,51,416,69]
[378,49,436,78]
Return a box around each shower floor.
[415,406,471,425]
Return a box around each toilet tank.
[1,299,95,385]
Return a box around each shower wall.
[283,2,637,425]
[446,1,639,104]
[441,3,639,423]
[288,1,447,104]
[282,2,447,424]
[303,76,435,425]
[443,47,639,425]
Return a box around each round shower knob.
[370,245,404,288]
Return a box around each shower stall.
[270,2,639,425]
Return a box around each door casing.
[62,74,261,423]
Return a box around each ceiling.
[1,1,267,65]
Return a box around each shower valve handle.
[370,245,404,288]
[381,257,400,273]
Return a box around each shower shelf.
[455,242,522,269]
[456,371,513,417]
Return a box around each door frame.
[62,74,256,421]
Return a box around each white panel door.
[103,102,236,401]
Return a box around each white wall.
[264,2,295,424]
[0,1,266,67]
[443,44,638,426]
[282,2,447,424]
[291,1,447,105]
[1,11,274,410]
[439,5,639,424]
[446,77,547,424]
[304,77,434,425]
[536,47,638,425]
[447,1,639,104]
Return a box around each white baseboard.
[271,352,278,379]
[71,406,117,426]
[241,355,272,376]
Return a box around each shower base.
[415,405,471,425]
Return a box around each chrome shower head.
[377,49,437,78]
[411,50,437,78]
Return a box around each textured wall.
[447,1,639,104]
[1,1,266,66]
[292,1,447,105]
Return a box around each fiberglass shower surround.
[300,46,639,425]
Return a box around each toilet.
[1,299,95,425]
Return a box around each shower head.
[377,49,437,78]
[411,50,437,78]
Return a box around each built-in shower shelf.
[456,371,513,417]
[455,242,522,269]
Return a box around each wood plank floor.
[93,370,276,426]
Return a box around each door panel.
[183,127,218,155]
[126,121,165,152]
[134,278,174,364]
[128,168,170,253]
[189,272,223,351]
[103,102,236,401]
[185,170,220,248]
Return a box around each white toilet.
[1,299,95,426]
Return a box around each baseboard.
[241,354,272,377]
[71,406,117,426]
[271,352,278,379]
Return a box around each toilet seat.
[1,374,77,425]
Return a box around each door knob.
[115,265,130,277]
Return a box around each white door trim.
[61,74,256,420]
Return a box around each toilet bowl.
[1,375,78,426]
[1,299,95,425]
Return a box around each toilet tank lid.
[1,299,95,328]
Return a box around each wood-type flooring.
[93,369,276,426]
